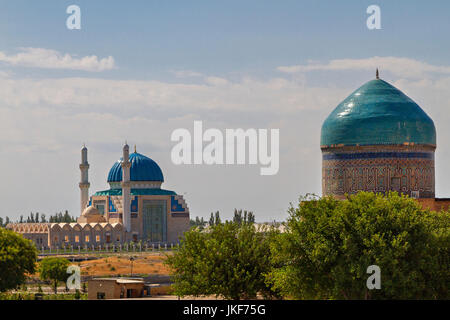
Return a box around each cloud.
[0,47,115,72]
[171,70,204,78]
[277,56,450,79]
[0,76,346,116]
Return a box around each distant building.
[8,144,190,248]
[321,71,450,211]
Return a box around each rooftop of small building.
[91,277,144,284]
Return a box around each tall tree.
[0,228,37,292]
[233,209,242,224]
[214,211,221,225]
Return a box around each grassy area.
[78,252,170,276]
[31,252,171,278]
[0,292,88,300]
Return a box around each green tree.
[0,227,37,292]
[39,257,70,294]
[166,222,278,299]
[247,211,255,223]
[267,192,450,299]
[190,216,206,230]
[233,209,242,224]
[233,209,255,225]
[214,211,221,225]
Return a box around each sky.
[1,0,450,222]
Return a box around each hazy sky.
[1,0,450,222]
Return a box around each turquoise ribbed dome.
[107,152,164,182]
[321,79,436,147]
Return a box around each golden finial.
[376,68,379,79]
[134,145,137,153]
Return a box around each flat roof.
[92,277,144,284]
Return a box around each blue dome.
[107,152,164,182]
[321,79,436,147]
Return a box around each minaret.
[79,144,90,215]
[121,143,132,233]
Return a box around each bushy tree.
[267,192,450,299]
[0,228,37,292]
[39,257,70,294]
[166,222,278,299]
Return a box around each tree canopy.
[0,227,37,292]
[267,192,450,299]
[166,222,278,299]
[39,257,71,294]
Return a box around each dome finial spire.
[376,68,379,79]
[134,145,137,153]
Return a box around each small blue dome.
[107,152,164,182]
[321,79,436,147]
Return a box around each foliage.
[4,210,75,224]
[47,211,76,223]
[0,227,37,292]
[190,216,206,230]
[267,192,450,299]
[233,209,255,225]
[166,222,279,299]
[208,211,222,226]
[39,257,71,294]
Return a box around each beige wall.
[88,279,144,300]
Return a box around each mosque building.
[321,70,450,211]
[8,143,190,248]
